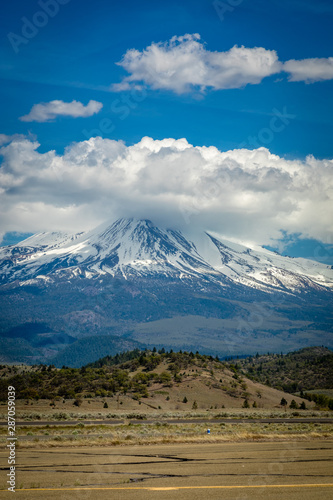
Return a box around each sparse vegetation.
[0,420,332,449]
[0,347,325,418]
[0,349,231,402]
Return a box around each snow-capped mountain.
[1,218,332,293]
[0,219,222,286]
[0,218,332,366]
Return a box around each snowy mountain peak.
[80,217,219,280]
[0,218,332,294]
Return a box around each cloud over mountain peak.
[0,136,332,249]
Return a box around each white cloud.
[19,100,103,122]
[284,57,333,82]
[112,34,333,93]
[0,136,332,248]
[112,34,282,93]
[0,134,27,145]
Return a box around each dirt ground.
[0,440,332,499]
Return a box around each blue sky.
[0,0,332,263]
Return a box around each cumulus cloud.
[284,57,333,82]
[0,136,332,248]
[0,134,28,146]
[19,100,103,122]
[112,34,282,93]
[112,34,333,93]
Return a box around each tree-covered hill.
[236,346,333,393]
[0,348,324,411]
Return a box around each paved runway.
[1,440,332,499]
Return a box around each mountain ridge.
[1,218,332,293]
[0,218,332,365]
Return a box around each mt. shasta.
[0,218,332,366]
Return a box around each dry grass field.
[1,411,333,450]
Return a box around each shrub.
[159,372,172,385]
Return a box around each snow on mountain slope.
[74,218,225,281]
[18,231,79,248]
[0,218,332,294]
[203,232,333,292]
[0,219,225,285]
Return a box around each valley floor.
[1,441,332,499]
